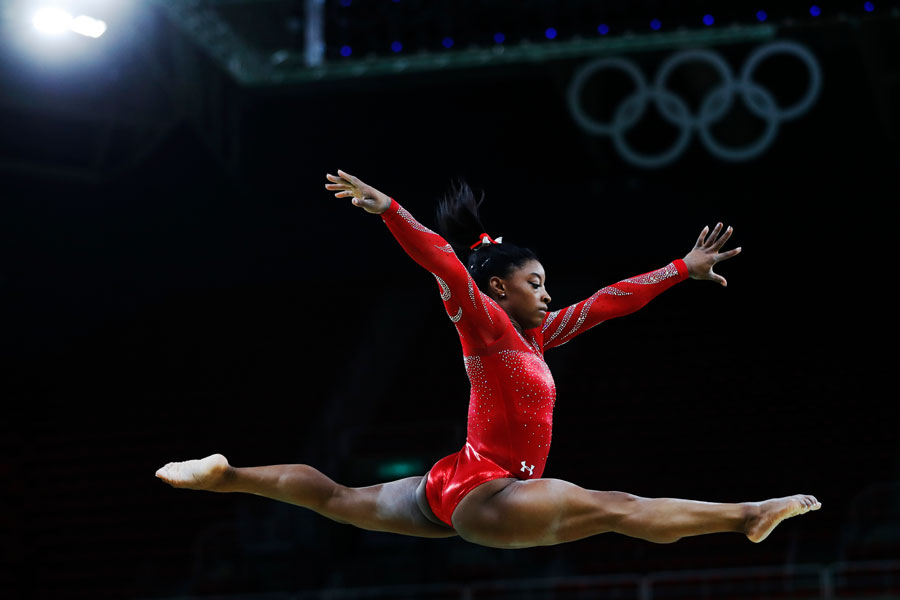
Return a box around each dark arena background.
[1,1,898,598]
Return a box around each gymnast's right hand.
[325,170,392,215]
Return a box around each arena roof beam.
[150,0,778,88]
[260,25,777,87]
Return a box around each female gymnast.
[156,169,820,549]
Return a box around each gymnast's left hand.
[324,170,392,215]
[682,223,741,287]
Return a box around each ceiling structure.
[153,0,784,87]
[0,0,897,182]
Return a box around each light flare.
[71,15,107,39]
[32,7,72,34]
[32,6,107,38]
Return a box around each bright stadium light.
[32,7,73,34]
[32,6,107,38]
[71,15,106,38]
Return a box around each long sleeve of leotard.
[539,260,689,351]
[381,199,506,347]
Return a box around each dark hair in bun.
[435,178,538,294]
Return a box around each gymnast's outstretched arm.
[325,169,506,345]
[540,223,741,351]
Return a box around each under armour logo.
[520,461,534,476]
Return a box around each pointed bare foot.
[745,494,821,543]
[156,453,231,491]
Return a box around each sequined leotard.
[381,199,688,528]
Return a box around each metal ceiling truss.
[150,0,779,88]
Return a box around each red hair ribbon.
[470,233,503,249]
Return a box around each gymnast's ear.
[488,276,507,301]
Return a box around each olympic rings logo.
[566,41,823,168]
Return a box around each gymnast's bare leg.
[155,454,457,538]
[157,454,819,548]
[449,477,820,549]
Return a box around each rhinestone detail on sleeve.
[480,292,495,324]
[541,310,560,333]
[623,262,679,285]
[546,304,576,344]
[434,274,451,301]
[397,206,436,234]
[557,292,600,343]
[598,286,632,296]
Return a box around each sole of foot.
[156,453,230,491]
[746,494,821,543]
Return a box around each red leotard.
[381,199,688,528]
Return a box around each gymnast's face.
[491,259,552,331]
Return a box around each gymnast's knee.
[591,490,642,527]
[597,491,683,543]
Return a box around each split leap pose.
[157,170,820,549]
